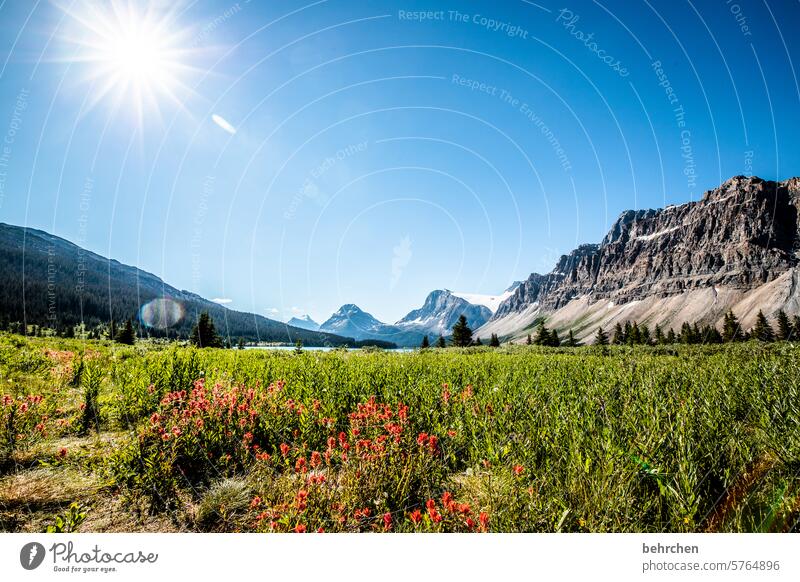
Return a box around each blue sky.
[0,0,798,325]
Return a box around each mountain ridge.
[0,222,356,346]
[478,175,800,342]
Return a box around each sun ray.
[56,0,198,126]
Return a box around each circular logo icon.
[20,542,46,570]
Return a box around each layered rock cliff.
[481,176,800,341]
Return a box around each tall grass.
[1,334,798,532]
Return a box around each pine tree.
[237,337,246,350]
[473,337,482,346]
[775,310,792,341]
[792,316,800,340]
[526,334,532,345]
[115,319,136,345]
[680,322,694,344]
[752,310,774,342]
[654,325,665,344]
[549,329,561,347]
[612,322,625,345]
[722,311,742,342]
[190,312,223,348]
[294,339,303,354]
[436,334,446,348]
[489,333,500,347]
[564,329,580,347]
[594,327,609,346]
[534,322,551,346]
[666,328,676,344]
[421,335,430,348]
[639,324,651,345]
[627,322,641,345]
[451,315,473,347]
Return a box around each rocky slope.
[478,176,800,342]
[395,290,492,337]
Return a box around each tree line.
[592,309,798,346]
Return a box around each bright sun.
[62,0,194,124]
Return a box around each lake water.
[244,346,414,352]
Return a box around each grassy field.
[1,333,798,533]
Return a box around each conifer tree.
[436,334,446,348]
[654,324,665,344]
[723,311,743,342]
[680,322,694,344]
[489,333,501,347]
[421,335,430,348]
[776,310,792,341]
[792,316,800,340]
[666,328,676,344]
[115,319,136,345]
[594,327,609,346]
[752,310,774,342]
[190,312,223,348]
[473,337,482,346]
[612,322,625,345]
[565,329,580,347]
[549,329,561,347]
[534,322,551,346]
[526,334,532,345]
[639,324,651,345]
[451,315,473,347]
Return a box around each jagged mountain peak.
[480,175,800,343]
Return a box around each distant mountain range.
[317,289,500,347]
[477,176,800,343]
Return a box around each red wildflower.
[442,491,455,511]
[513,464,525,476]
[295,490,308,510]
[466,517,476,530]
[383,512,392,530]
[409,510,423,525]
[479,512,489,531]
[294,524,306,533]
[310,451,322,468]
[428,435,438,453]
[417,432,429,446]
[295,457,307,473]
[250,496,262,508]
[280,443,290,457]
[57,447,68,459]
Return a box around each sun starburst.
[59,0,199,125]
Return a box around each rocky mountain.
[286,315,319,331]
[320,304,386,338]
[396,289,492,336]
[0,222,355,346]
[477,176,800,343]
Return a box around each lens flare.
[139,298,184,329]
